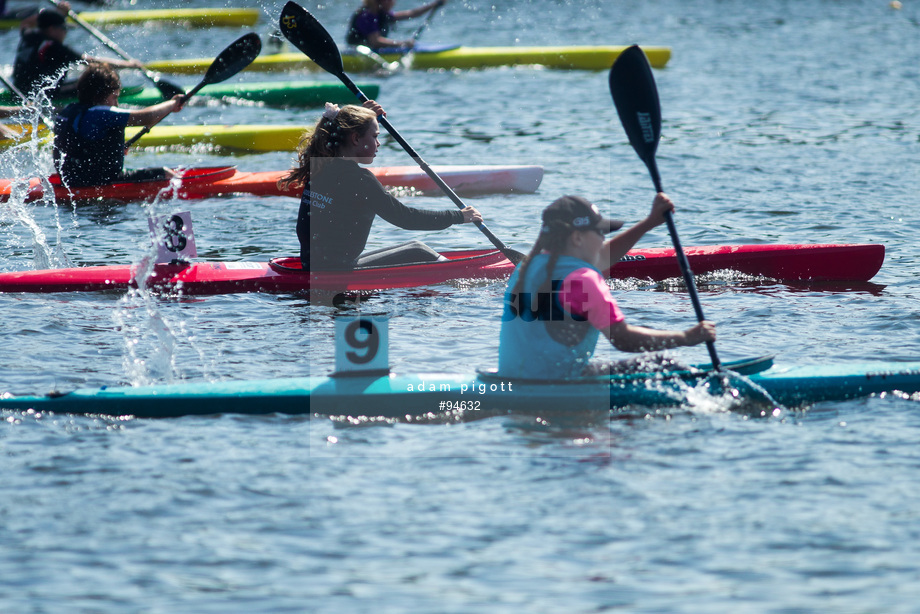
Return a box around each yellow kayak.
[146,45,671,75]
[0,8,260,30]
[0,124,309,153]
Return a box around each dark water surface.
[2,0,920,611]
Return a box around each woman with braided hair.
[498,194,716,379]
[280,101,481,271]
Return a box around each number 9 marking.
[344,319,379,365]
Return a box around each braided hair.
[278,103,378,190]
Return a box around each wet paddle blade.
[153,78,185,100]
[201,32,263,87]
[609,45,663,190]
[279,2,345,77]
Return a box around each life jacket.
[53,104,126,187]
[498,254,601,379]
[12,30,79,96]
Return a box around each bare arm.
[83,55,145,70]
[603,319,716,353]
[598,192,673,272]
[393,0,444,20]
[365,30,410,49]
[124,95,185,127]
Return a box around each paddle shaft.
[354,45,399,73]
[0,73,27,102]
[279,1,522,264]
[44,0,183,98]
[0,73,56,124]
[343,75,521,262]
[410,1,442,42]
[643,160,720,368]
[400,1,442,67]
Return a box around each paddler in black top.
[280,101,481,270]
[12,5,142,99]
[346,0,445,49]
[53,63,186,187]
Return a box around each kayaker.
[499,195,717,379]
[279,101,481,270]
[53,62,186,188]
[346,0,445,49]
[12,5,143,99]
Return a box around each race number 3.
[334,316,389,374]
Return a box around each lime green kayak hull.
[1,123,308,153]
[146,45,672,75]
[0,8,259,30]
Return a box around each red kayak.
[0,249,514,294]
[611,243,885,283]
[0,165,545,203]
[0,244,884,295]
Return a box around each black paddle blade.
[202,33,263,87]
[609,45,663,190]
[153,78,186,100]
[279,2,344,76]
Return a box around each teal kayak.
[3,357,919,419]
[0,81,379,108]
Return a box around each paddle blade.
[153,78,186,100]
[609,45,663,189]
[279,2,345,76]
[201,33,263,87]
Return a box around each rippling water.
[3,0,920,611]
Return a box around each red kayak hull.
[607,243,885,283]
[0,165,544,203]
[0,244,884,295]
[0,249,514,294]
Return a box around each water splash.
[0,87,72,271]
[683,371,784,418]
[111,175,216,386]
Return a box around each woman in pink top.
[498,194,717,379]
